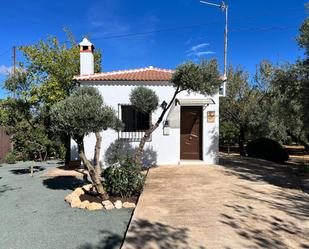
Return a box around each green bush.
[5,151,16,164]
[246,138,289,163]
[103,158,145,197]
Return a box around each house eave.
[78,80,173,87]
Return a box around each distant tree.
[15,29,102,164]
[130,60,222,164]
[51,87,122,200]
[297,3,309,137]
[220,65,268,154]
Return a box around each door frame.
[180,105,203,160]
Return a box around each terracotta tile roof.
[74,66,175,82]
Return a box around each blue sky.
[0,0,308,98]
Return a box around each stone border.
[64,184,136,211]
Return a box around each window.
[121,105,150,132]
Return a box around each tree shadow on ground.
[10,166,45,175]
[218,154,309,248]
[219,154,301,191]
[77,219,191,249]
[42,176,86,190]
[220,201,309,249]
[0,184,21,197]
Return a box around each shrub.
[103,158,145,197]
[246,138,289,163]
[5,151,16,164]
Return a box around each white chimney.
[79,37,94,75]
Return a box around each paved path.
[122,154,309,249]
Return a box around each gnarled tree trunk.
[133,87,181,164]
[94,132,102,178]
[77,137,108,200]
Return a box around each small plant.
[5,151,16,164]
[103,158,145,198]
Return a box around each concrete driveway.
[122,154,309,249]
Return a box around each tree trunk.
[287,130,309,152]
[64,134,71,168]
[133,123,159,164]
[132,87,181,164]
[77,138,109,200]
[239,127,246,156]
[94,132,102,179]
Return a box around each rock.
[85,202,103,211]
[82,184,93,192]
[70,196,82,208]
[64,193,78,203]
[102,200,114,210]
[114,200,122,209]
[73,187,84,196]
[78,200,90,209]
[122,202,136,209]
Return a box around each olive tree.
[131,59,222,164]
[51,87,122,200]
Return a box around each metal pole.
[223,4,228,79]
[200,1,228,96]
[12,46,16,75]
[223,4,228,96]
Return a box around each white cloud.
[189,43,209,52]
[0,65,12,75]
[195,51,216,56]
[186,42,215,58]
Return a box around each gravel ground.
[0,161,132,249]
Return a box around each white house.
[72,38,220,166]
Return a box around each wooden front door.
[180,106,202,160]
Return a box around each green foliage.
[171,59,222,95]
[246,138,289,163]
[51,87,122,142]
[103,158,145,197]
[5,152,16,164]
[19,30,102,105]
[219,121,239,145]
[220,66,264,151]
[1,30,102,161]
[0,98,54,160]
[130,86,159,113]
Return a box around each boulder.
[64,193,78,203]
[102,200,114,210]
[73,187,84,196]
[78,200,90,209]
[70,196,82,208]
[85,202,103,211]
[123,202,136,209]
[114,200,122,209]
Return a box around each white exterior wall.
[71,81,219,166]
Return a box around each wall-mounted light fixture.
[160,101,167,110]
[163,120,170,136]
